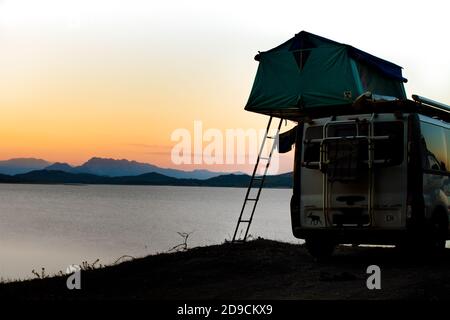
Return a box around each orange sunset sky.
[0,0,449,173]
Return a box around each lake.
[0,184,296,280]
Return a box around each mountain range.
[0,170,292,188]
[0,157,292,188]
[0,157,240,179]
[0,158,51,175]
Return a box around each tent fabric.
[245,31,407,119]
[348,48,406,82]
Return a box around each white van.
[290,96,450,258]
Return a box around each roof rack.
[412,94,450,114]
[254,94,450,123]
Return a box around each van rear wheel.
[305,237,335,260]
[427,214,448,252]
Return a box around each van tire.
[427,212,448,252]
[399,214,447,256]
[305,237,335,261]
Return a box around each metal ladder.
[231,116,284,243]
[316,114,389,227]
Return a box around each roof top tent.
[245,31,408,120]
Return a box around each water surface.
[0,184,295,279]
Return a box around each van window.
[420,121,448,172]
[327,122,369,137]
[373,122,403,166]
[446,130,450,171]
[303,126,322,162]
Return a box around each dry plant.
[168,232,193,252]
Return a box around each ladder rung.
[260,157,270,161]
[239,220,251,223]
[266,136,276,139]
[246,198,258,201]
[253,177,263,181]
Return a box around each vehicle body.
[240,31,449,256]
[290,99,450,257]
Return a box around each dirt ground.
[1,238,450,300]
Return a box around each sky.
[0,0,449,173]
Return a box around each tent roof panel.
[255,31,407,83]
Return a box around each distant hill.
[200,173,293,188]
[202,174,252,187]
[1,170,293,188]
[0,173,21,183]
[45,162,78,173]
[43,157,233,180]
[0,158,50,175]
[14,170,107,184]
[107,172,198,186]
